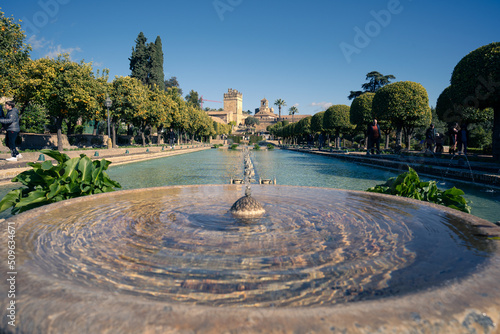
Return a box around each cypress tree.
[129,32,149,85]
[148,36,165,90]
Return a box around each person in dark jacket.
[0,101,22,161]
[366,118,381,155]
[425,124,436,152]
[449,122,459,154]
[457,123,468,155]
[167,128,177,148]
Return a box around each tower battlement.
[223,88,244,125]
[224,88,242,99]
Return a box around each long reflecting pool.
[104,149,499,222]
[2,148,500,332]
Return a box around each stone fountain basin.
[1,185,500,333]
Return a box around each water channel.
[0,148,497,222]
[105,148,499,223]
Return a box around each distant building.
[206,88,247,127]
[254,98,278,122]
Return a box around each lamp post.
[105,95,112,148]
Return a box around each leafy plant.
[0,149,121,215]
[267,144,274,150]
[253,144,261,150]
[230,144,239,150]
[366,167,471,213]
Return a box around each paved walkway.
[0,144,211,186]
[285,146,500,188]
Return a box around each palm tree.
[289,106,299,123]
[274,99,287,120]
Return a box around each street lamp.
[105,95,112,148]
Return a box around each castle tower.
[223,88,244,125]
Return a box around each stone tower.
[223,88,244,125]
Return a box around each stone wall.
[0,133,164,150]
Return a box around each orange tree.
[184,105,215,143]
[17,54,105,150]
[147,85,175,143]
[372,81,431,150]
[110,76,149,146]
[0,10,31,97]
[441,42,500,160]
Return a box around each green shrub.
[366,167,471,213]
[249,135,263,144]
[0,150,121,215]
[228,136,241,144]
[74,125,85,134]
[19,102,49,134]
[253,144,260,150]
[267,144,274,150]
[230,144,239,150]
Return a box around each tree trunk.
[145,125,152,145]
[111,122,117,148]
[56,117,64,151]
[493,105,500,161]
[396,126,402,148]
[139,126,146,147]
[384,131,390,149]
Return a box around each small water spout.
[230,147,265,218]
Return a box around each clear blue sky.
[3,0,499,116]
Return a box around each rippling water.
[105,149,499,222]
[15,186,492,307]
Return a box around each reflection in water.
[16,186,492,307]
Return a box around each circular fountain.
[1,184,500,333]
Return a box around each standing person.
[449,122,459,154]
[457,123,468,155]
[425,124,436,152]
[366,118,380,155]
[0,101,22,162]
[167,128,177,149]
[435,133,444,154]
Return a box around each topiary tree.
[323,104,353,148]
[445,42,500,160]
[350,92,375,148]
[436,86,494,125]
[310,111,325,134]
[372,81,431,150]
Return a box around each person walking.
[1,101,22,162]
[425,124,436,152]
[167,128,177,149]
[457,123,468,155]
[366,118,381,155]
[449,122,459,154]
